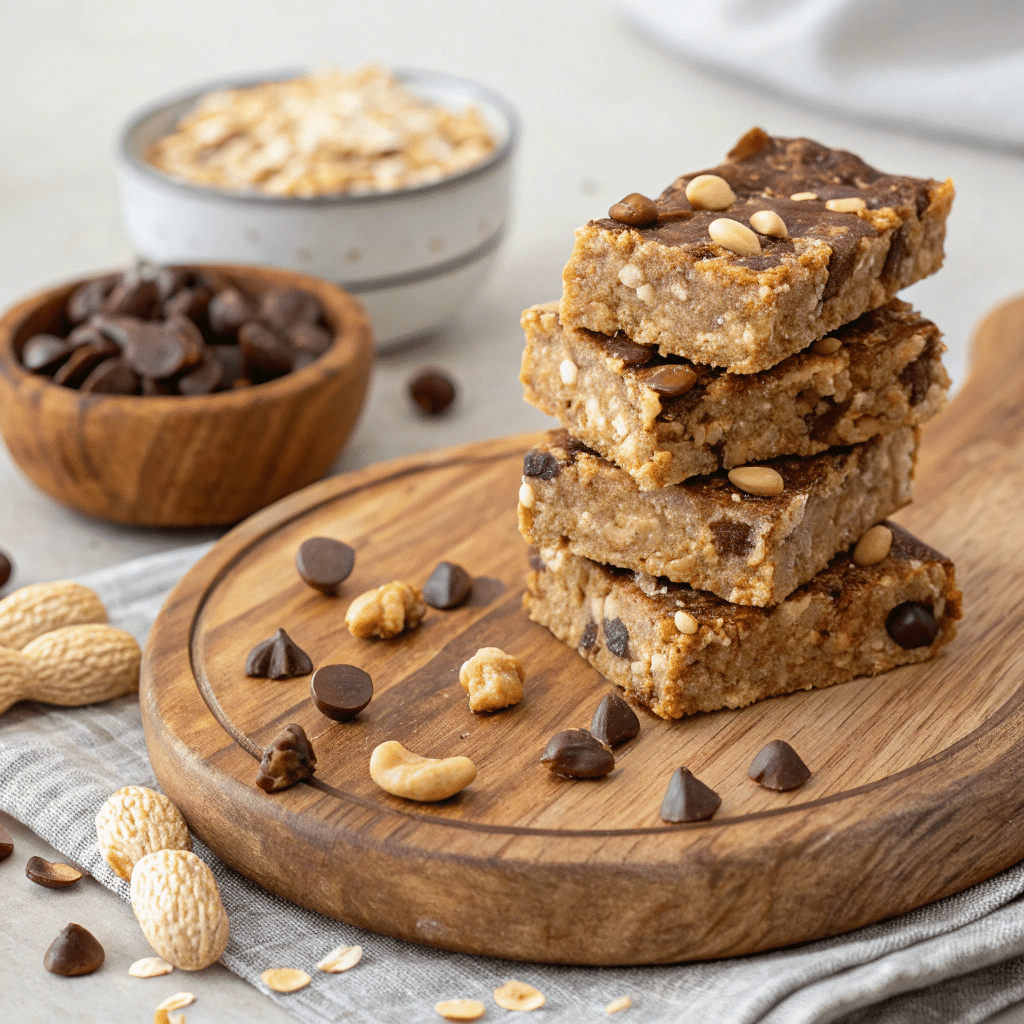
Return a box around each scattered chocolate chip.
[21,335,72,374]
[79,358,141,395]
[641,364,699,398]
[604,333,655,367]
[26,856,83,889]
[541,729,615,779]
[255,723,317,792]
[239,321,294,378]
[246,628,314,679]
[748,740,811,791]
[43,923,105,976]
[295,537,355,595]
[310,664,373,721]
[0,821,12,860]
[123,316,204,379]
[408,368,457,415]
[52,340,120,388]
[423,561,473,609]
[260,286,322,332]
[288,322,333,356]
[102,276,159,319]
[886,602,939,649]
[177,356,224,396]
[603,618,630,659]
[608,192,659,226]
[208,287,255,336]
[523,450,560,480]
[660,767,721,823]
[579,621,597,651]
[0,550,9,590]
[66,276,117,324]
[590,692,640,747]
[527,547,546,571]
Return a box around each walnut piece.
[459,647,524,713]
[345,581,425,639]
[255,723,317,792]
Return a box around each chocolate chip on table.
[288,322,333,357]
[541,729,615,779]
[660,767,722,823]
[66,275,118,324]
[79,358,141,395]
[748,740,811,791]
[177,356,224,396]
[295,537,356,595]
[21,335,73,374]
[238,321,295,378]
[603,618,630,658]
[260,286,323,332]
[246,628,314,679]
[26,856,83,889]
[886,602,939,649]
[641,364,699,398]
[255,723,317,792]
[579,621,597,650]
[590,691,640,747]
[310,664,373,721]
[522,450,560,480]
[608,192,659,227]
[604,333,655,367]
[43,923,105,976]
[208,287,255,336]
[408,368,456,415]
[0,550,11,590]
[422,561,473,609]
[0,820,13,860]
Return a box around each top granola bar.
[560,128,954,373]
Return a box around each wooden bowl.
[0,264,374,527]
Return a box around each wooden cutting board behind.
[141,296,1024,965]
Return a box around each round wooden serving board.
[142,296,1024,965]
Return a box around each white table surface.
[1,1,1022,1021]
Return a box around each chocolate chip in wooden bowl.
[603,618,630,658]
[310,664,373,721]
[79,357,142,395]
[260,286,323,333]
[208,287,255,337]
[288,321,334,358]
[608,192,659,226]
[255,724,317,792]
[748,740,811,791]
[641,364,699,398]
[123,316,204,380]
[660,767,721,823]
[590,692,640,747]
[154,266,194,303]
[423,561,473,609]
[66,275,118,324]
[239,321,295,379]
[21,334,73,374]
[0,820,13,860]
[886,602,939,649]
[52,340,120,388]
[246,628,313,679]
[604,333,655,367]
[296,537,356,595]
[522,450,560,480]
[409,368,457,415]
[177,356,224,396]
[26,856,84,889]
[43,923,105,976]
[210,344,248,389]
[540,729,614,779]
[163,284,213,326]
[102,275,159,319]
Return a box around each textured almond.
[131,850,229,970]
[0,581,106,649]
[0,646,34,715]
[96,785,192,882]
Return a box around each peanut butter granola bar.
[524,523,960,719]
[518,427,917,607]
[521,299,948,488]
[560,128,954,373]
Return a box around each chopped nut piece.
[317,944,363,972]
[493,980,545,1011]
[826,196,867,212]
[708,218,761,257]
[345,581,426,639]
[727,466,784,497]
[459,647,524,713]
[674,611,698,635]
[256,723,317,792]
[684,174,735,210]
[261,968,311,993]
[606,996,633,1013]
[518,482,536,509]
[790,191,818,200]
[436,999,486,1021]
[156,993,195,1012]
[853,524,894,567]
[559,359,578,385]
[748,209,788,238]
[129,956,174,978]
[370,740,477,801]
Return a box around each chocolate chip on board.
[0,820,13,860]
[310,664,373,721]
[26,856,84,889]
[748,739,811,791]
[21,335,73,374]
[540,729,615,779]
[603,618,630,658]
[422,561,473,609]
[295,537,356,595]
[246,628,314,679]
[590,691,640,747]
[43,923,105,976]
[886,602,939,649]
[408,368,457,415]
[660,767,721,823]
[255,724,317,792]
[522,450,560,480]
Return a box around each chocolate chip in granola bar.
[255,723,317,792]
[540,729,614,779]
[590,691,640,747]
[709,520,755,559]
[409,368,457,415]
[603,618,630,659]
[79,358,141,395]
[208,287,255,336]
[604,333,655,367]
[660,767,722,823]
[608,192,659,226]
[641,364,699,398]
[43,923,105,976]
[748,740,811,791]
[296,537,355,595]
[239,321,295,378]
[26,856,83,889]
[523,450,560,480]
[21,335,73,374]
[246,628,314,679]
[260,286,322,332]
[0,820,13,860]
[886,602,939,649]
[527,546,546,571]
[423,561,473,609]
[579,621,597,651]
[310,664,373,721]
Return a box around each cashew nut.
[369,740,476,802]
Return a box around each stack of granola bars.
[518,128,962,720]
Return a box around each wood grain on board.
[141,295,1024,965]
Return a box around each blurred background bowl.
[117,67,518,349]
[0,264,373,527]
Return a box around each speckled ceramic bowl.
[117,68,518,348]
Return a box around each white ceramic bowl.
[117,68,518,348]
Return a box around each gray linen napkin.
[2,545,1024,1023]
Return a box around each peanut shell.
[0,581,106,649]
